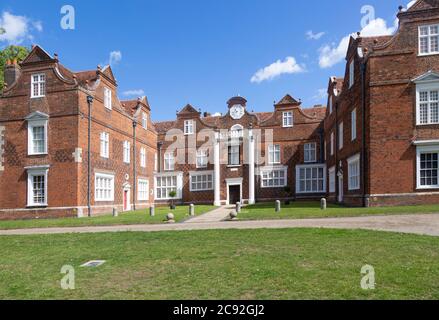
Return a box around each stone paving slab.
[185,206,233,223]
[1,213,439,237]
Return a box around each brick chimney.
[4,59,21,87]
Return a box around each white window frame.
[419,24,439,56]
[338,122,344,150]
[351,109,357,141]
[164,152,175,171]
[282,112,293,128]
[228,144,240,166]
[296,164,326,194]
[31,74,46,98]
[140,147,146,168]
[27,119,48,156]
[348,154,361,191]
[184,120,194,135]
[190,171,214,192]
[304,143,317,163]
[123,141,131,164]
[349,60,355,89]
[268,144,281,165]
[154,153,158,172]
[416,82,439,125]
[329,166,336,193]
[196,149,209,169]
[100,132,110,158]
[138,179,149,201]
[416,145,439,189]
[142,112,148,129]
[155,172,183,200]
[330,132,334,156]
[104,87,112,110]
[26,166,49,207]
[260,166,288,188]
[95,172,115,202]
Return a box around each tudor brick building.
[0,46,156,219]
[325,0,439,206]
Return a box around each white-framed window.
[419,25,439,55]
[27,118,48,155]
[155,173,182,200]
[26,166,49,207]
[348,154,361,191]
[190,171,214,191]
[184,120,194,135]
[138,179,149,201]
[142,112,148,129]
[228,144,240,166]
[104,87,112,110]
[260,166,287,188]
[417,86,439,125]
[416,145,439,189]
[329,166,336,193]
[95,172,114,202]
[328,96,333,114]
[154,153,158,171]
[349,59,355,88]
[330,132,335,156]
[164,153,175,171]
[100,132,110,158]
[338,122,344,150]
[296,164,326,194]
[351,108,357,141]
[196,149,209,168]
[268,145,281,164]
[123,141,131,164]
[31,74,46,98]
[304,143,316,163]
[140,147,146,168]
[282,112,293,128]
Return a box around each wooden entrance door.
[229,185,241,205]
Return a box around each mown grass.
[0,205,216,230]
[239,201,439,220]
[0,228,438,299]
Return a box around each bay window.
[155,173,183,200]
[296,164,326,194]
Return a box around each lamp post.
[86,95,94,217]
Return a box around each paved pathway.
[1,213,439,236]
[185,206,232,223]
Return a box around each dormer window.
[349,60,355,88]
[184,120,194,135]
[31,74,45,98]
[104,87,112,110]
[142,112,148,129]
[26,112,49,156]
[282,112,293,128]
[419,25,439,55]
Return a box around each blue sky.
[0,0,413,121]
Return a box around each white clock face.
[230,105,245,120]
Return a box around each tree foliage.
[0,45,30,91]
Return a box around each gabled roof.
[407,0,439,12]
[275,94,301,106]
[178,104,200,116]
[21,45,54,65]
[24,111,49,121]
[412,70,439,83]
[100,65,117,84]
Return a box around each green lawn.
[239,202,439,221]
[0,228,438,299]
[0,205,216,230]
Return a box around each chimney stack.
[4,59,21,87]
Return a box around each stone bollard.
[321,198,327,210]
[275,200,281,213]
[112,208,119,217]
[166,213,175,223]
[236,202,241,213]
[230,211,238,220]
[149,206,155,217]
[189,204,195,216]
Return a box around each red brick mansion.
[0,0,438,219]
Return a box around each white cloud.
[306,30,325,40]
[32,20,43,32]
[109,51,122,66]
[123,89,145,97]
[318,1,413,69]
[251,56,306,83]
[0,11,35,44]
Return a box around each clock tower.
[227,96,247,120]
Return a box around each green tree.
[0,45,30,91]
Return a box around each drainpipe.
[361,60,368,207]
[86,95,94,217]
[132,119,137,211]
[318,128,325,163]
